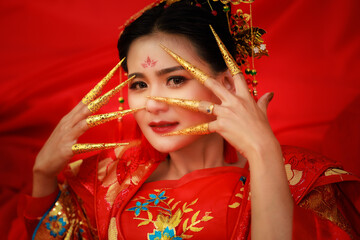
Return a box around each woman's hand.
[161,34,293,239]
[32,102,91,183]
[204,72,277,160]
[160,44,279,162]
[32,60,132,197]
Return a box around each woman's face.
[127,33,222,153]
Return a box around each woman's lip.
[149,121,179,134]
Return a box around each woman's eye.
[129,81,148,90]
[167,76,186,87]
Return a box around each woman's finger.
[87,76,134,113]
[69,119,90,139]
[209,25,253,99]
[148,96,222,116]
[86,107,144,128]
[71,142,130,155]
[202,77,233,102]
[257,92,274,116]
[161,44,232,102]
[66,103,92,128]
[162,122,212,136]
[82,59,124,105]
[209,25,241,77]
[66,75,134,128]
[232,73,254,99]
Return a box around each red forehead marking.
[142,56,158,68]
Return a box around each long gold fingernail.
[160,44,209,84]
[148,96,200,112]
[86,107,145,128]
[82,58,125,104]
[162,123,210,136]
[87,76,134,113]
[72,142,129,154]
[209,25,241,76]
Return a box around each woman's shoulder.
[282,145,340,169]
[281,145,358,203]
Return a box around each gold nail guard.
[82,58,125,105]
[87,76,134,113]
[72,142,129,154]
[148,96,200,112]
[162,123,211,136]
[86,107,144,128]
[160,44,209,84]
[209,25,241,76]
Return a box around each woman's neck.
[149,133,225,181]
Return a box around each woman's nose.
[146,96,169,114]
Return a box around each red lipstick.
[149,121,179,134]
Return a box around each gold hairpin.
[147,96,200,112]
[87,76,134,113]
[162,122,210,136]
[86,107,144,128]
[82,58,125,105]
[72,142,129,154]
[160,44,209,84]
[209,25,241,76]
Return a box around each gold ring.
[206,104,214,114]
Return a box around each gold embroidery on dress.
[324,168,349,177]
[97,157,121,206]
[34,184,98,239]
[98,140,150,206]
[108,217,118,239]
[228,187,244,209]
[228,176,248,209]
[285,163,303,186]
[126,189,213,239]
[299,185,352,236]
[68,159,83,176]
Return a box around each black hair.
[117,0,236,74]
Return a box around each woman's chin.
[145,135,201,154]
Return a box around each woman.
[23,0,360,239]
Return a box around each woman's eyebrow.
[128,66,184,79]
[128,72,144,79]
[156,66,184,76]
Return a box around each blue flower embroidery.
[148,227,182,240]
[128,201,149,216]
[148,191,167,205]
[240,176,246,185]
[45,215,66,237]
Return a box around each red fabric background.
[0,0,359,238]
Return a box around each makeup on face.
[148,121,179,134]
[141,56,158,68]
[126,33,219,153]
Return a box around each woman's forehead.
[127,33,208,72]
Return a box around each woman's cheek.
[128,93,145,109]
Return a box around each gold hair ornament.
[82,58,125,105]
[72,142,129,154]
[86,107,144,128]
[230,4,268,99]
[163,122,211,136]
